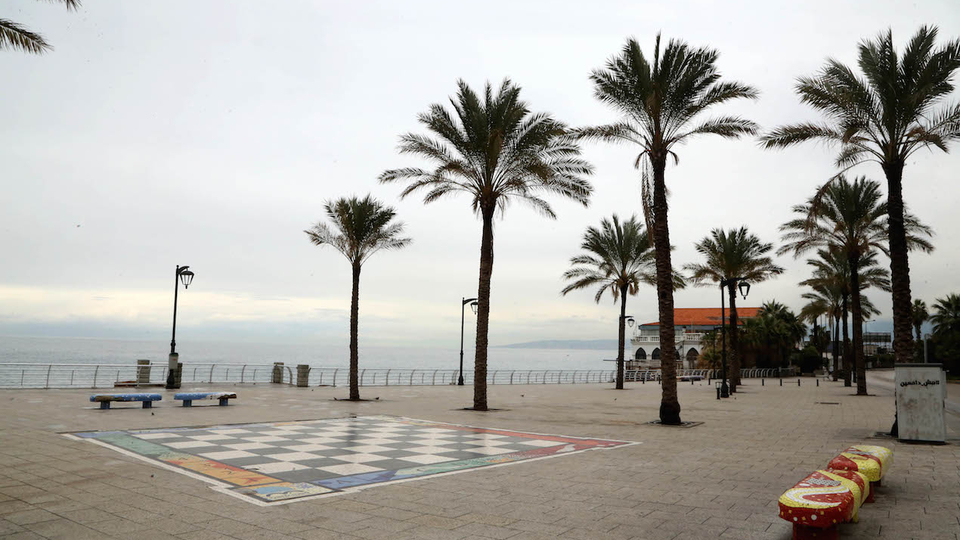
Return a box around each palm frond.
[0,18,51,54]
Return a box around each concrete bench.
[90,393,162,409]
[173,392,237,407]
[827,445,892,502]
[778,469,870,540]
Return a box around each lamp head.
[470,301,478,315]
[738,280,750,299]
[179,269,195,289]
[626,316,635,328]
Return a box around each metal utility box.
[895,363,947,443]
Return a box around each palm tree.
[742,302,806,368]
[380,80,593,410]
[931,294,960,335]
[684,227,783,392]
[761,26,960,367]
[561,215,682,389]
[781,176,931,394]
[800,249,888,386]
[911,299,929,361]
[305,196,411,401]
[800,283,843,378]
[2,0,79,54]
[576,36,758,424]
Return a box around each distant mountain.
[496,339,619,350]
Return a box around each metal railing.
[0,363,781,389]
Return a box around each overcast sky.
[2,0,959,348]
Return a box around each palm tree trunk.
[349,262,361,400]
[832,314,840,381]
[882,160,914,365]
[728,284,740,392]
[473,207,495,411]
[652,158,681,424]
[616,286,627,390]
[849,255,867,395]
[842,294,851,387]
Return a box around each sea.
[0,335,618,372]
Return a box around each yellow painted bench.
[778,469,870,540]
[827,445,892,502]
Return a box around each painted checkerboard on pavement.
[68,415,636,505]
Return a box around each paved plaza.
[0,371,958,539]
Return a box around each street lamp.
[719,277,750,398]
[167,265,195,389]
[617,316,635,380]
[459,297,478,386]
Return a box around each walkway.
[0,372,957,539]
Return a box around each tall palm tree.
[781,177,931,394]
[380,80,593,410]
[577,35,758,424]
[931,293,960,335]
[684,227,783,392]
[1,0,79,53]
[801,249,889,386]
[561,215,683,389]
[305,196,411,401]
[761,26,960,367]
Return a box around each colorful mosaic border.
[67,416,637,505]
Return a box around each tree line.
[305,28,958,426]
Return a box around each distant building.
[628,307,761,370]
[863,332,892,356]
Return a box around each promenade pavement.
[0,372,957,540]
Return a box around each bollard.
[716,386,720,400]
[816,379,819,387]
[691,378,695,385]
[296,364,310,387]
[780,378,783,386]
[762,378,764,386]
[272,362,284,384]
[798,378,801,387]
[137,359,151,385]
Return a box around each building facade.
[628,307,761,370]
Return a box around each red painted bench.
[778,469,870,540]
[827,445,892,503]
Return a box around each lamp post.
[618,316,635,385]
[459,297,478,386]
[719,277,750,399]
[167,265,195,389]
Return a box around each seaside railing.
[0,362,782,389]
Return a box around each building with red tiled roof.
[629,307,761,370]
[639,307,761,327]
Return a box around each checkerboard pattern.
[71,416,634,504]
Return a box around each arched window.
[651,348,661,360]
[686,348,700,360]
[635,348,646,360]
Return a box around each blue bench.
[90,393,162,409]
[173,392,237,407]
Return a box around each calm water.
[0,335,617,372]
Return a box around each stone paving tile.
[175,531,237,540]
[0,532,45,540]
[22,518,114,540]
